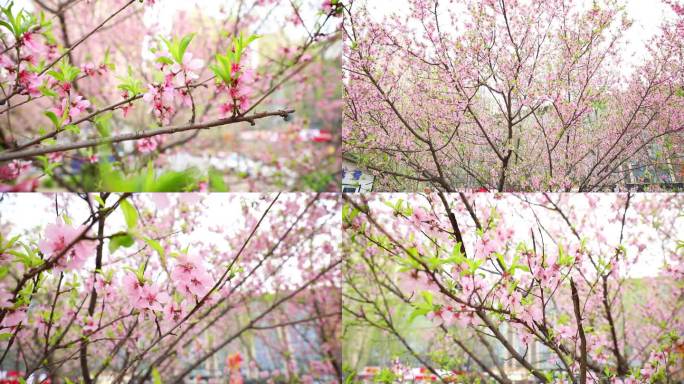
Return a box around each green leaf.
[468,259,483,274]
[47,60,81,84]
[420,290,433,306]
[97,161,200,192]
[143,237,166,269]
[103,48,114,70]
[44,111,60,128]
[94,113,113,138]
[208,168,228,192]
[0,332,12,341]
[445,244,466,265]
[300,171,333,191]
[35,155,60,176]
[162,33,195,64]
[0,21,14,35]
[39,85,57,98]
[152,169,199,192]
[119,199,138,228]
[108,233,134,253]
[1,3,39,38]
[135,263,146,281]
[11,245,43,268]
[408,306,431,324]
[93,194,105,207]
[211,33,260,85]
[5,235,20,248]
[63,124,80,134]
[244,33,261,46]
[117,67,146,96]
[178,33,195,62]
[497,253,507,272]
[155,56,174,65]
[46,69,63,82]
[152,368,163,384]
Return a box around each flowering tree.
[342,193,683,383]
[0,193,341,383]
[343,0,684,192]
[0,0,342,192]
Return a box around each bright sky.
[142,0,327,36]
[372,193,683,278]
[0,193,339,289]
[6,0,326,37]
[362,0,673,69]
[5,0,332,70]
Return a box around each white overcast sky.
[4,0,667,67]
[371,193,683,278]
[362,0,673,68]
[7,0,324,37]
[5,0,331,66]
[0,194,340,288]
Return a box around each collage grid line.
[0,0,682,383]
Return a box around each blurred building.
[341,160,374,192]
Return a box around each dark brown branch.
[0,109,294,162]
[571,279,587,384]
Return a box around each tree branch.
[0,109,294,162]
[571,278,587,384]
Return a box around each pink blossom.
[136,137,160,153]
[178,194,202,204]
[122,272,145,300]
[0,54,13,70]
[143,85,159,104]
[163,301,185,324]
[321,0,337,13]
[1,309,26,328]
[121,103,134,118]
[81,63,107,77]
[0,160,31,181]
[150,194,171,209]
[171,53,204,84]
[143,83,176,124]
[0,178,39,192]
[0,288,13,308]
[519,303,543,327]
[556,325,576,341]
[135,285,170,312]
[172,253,213,298]
[411,206,430,225]
[21,32,47,56]
[47,151,65,162]
[69,95,91,118]
[81,316,97,334]
[461,274,485,297]
[520,331,534,345]
[38,221,96,271]
[53,95,91,121]
[17,70,43,97]
[219,102,233,117]
[399,269,433,293]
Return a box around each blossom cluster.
[141,51,203,126]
